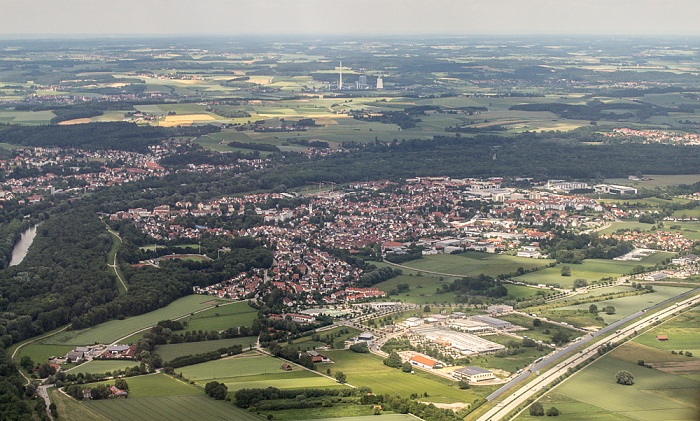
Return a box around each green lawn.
[84,395,258,421]
[156,337,256,362]
[42,295,233,346]
[15,344,74,366]
[181,301,258,333]
[401,252,554,278]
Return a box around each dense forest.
[0,208,115,346]
[0,122,222,153]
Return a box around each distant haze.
[1,0,700,37]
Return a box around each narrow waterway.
[9,225,38,267]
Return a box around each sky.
[1,0,700,37]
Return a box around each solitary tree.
[530,401,545,416]
[560,266,571,277]
[335,371,347,383]
[533,318,542,327]
[615,370,634,385]
[114,378,129,391]
[589,304,598,314]
[604,306,616,315]
[573,278,588,288]
[546,406,560,416]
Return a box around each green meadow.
[556,286,691,324]
[321,349,492,404]
[401,252,554,278]
[518,348,700,420]
[177,353,341,391]
[180,301,258,333]
[156,337,255,362]
[41,295,232,346]
[514,254,674,288]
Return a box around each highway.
[477,288,699,421]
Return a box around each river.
[9,225,38,267]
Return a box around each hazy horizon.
[2,0,700,37]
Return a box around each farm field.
[156,336,255,362]
[49,387,107,421]
[84,395,258,421]
[41,295,233,346]
[513,254,674,288]
[86,373,201,398]
[264,410,417,421]
[177,352,341,391]
[401,252,554,278]
[556,286,691,324]
[517,345,700,420]
[180,301,258,333]
[322,349,491,403]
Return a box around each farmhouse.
[410,355,443,369]
[101,345,137,359]
[64,350,85,363]
[109,386,128,397]
[452,366,496,382]
[306,351,331,363]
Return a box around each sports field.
[401,252,554,278]
[41,295,232,346]
[177,353,341,391]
